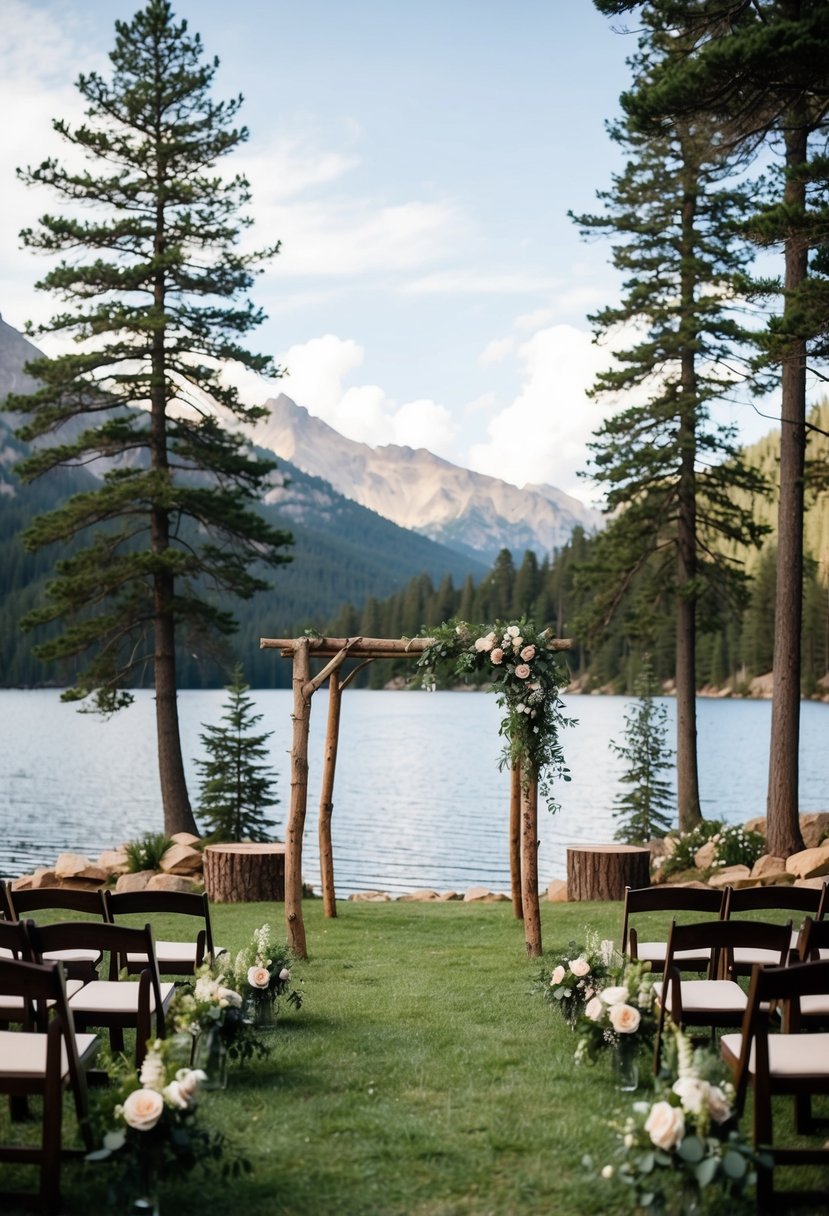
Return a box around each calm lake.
[1,688,827,895]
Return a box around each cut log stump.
[203,843,286,904]
[566,843,650,902]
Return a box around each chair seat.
[637,942,712,965]
[0,1028,99,1077]
[0,978,85,1019]
[800,994,829,1019]
[126,941,197,966]
[721,1030,829,1079]
[69,980,175,1016]
[732,946,787,967]
[43,948,102,966]
[654,978,747,1015]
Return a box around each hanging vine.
[416,619,576,811]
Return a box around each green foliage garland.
[416,618,576,810]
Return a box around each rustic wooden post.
[520,770,542,957]
[510,763,523,920]
[286,637,311,959]
[318,669,342,918]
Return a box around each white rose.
[608,1003,641,1034]
[248,965,271,989]
[218,986,242,1007]
[551,965,566,985]
[278,967,291,982]
[121,1088,165,1132]
[673,1076,711,1115]
[600,986,629,1006]
[601,1165,614,1179]
[584,996,604,1021]
[706,1085,732,1124]
[507,625,520,638]
[569,958,590,977]
[644,1100,685,1151]
[162,1080,189,1109]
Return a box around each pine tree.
[610,661,675,845]
[571,26,767,831]
[195,665,279,842]
[593,0,829,856]
[4,1,292,835]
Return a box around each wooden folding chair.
[620,884,727,974]
[792,917,829,1027]
[26,920,174,1067]
[6,887,111,982]
[105,888,221,977]
[721,957,829,1211]
[0,956,99,1215]
[723,882,827,974]
[0,920,85,1030]
[652,918,792,1073]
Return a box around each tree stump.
[566,844,650,902]
[203,843,286,903]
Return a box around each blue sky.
[1,1,779,502]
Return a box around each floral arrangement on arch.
[574,957,657,1066]
[416,619,576,809]
[595,1025,765,1213]
[87,1038,246,1206]
[537,932,614,1028]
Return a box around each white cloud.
[267,333,457,454]
[479,336,515,367]
[403,270,557,295]
[514,308,555,332]
[465,324,613,499]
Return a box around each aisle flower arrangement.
[598,1026,764,1213]
[574,958,657,1067]
[538,932,614,1028]
[88,1038,244,1210]
[416,618,575,808]
[226,923,302,1028]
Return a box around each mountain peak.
[255,394,601,562]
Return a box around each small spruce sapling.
[196,666,279,842]
[610,662,675,845]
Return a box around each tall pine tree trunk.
[675,155,702,832]
[766,117,807,859]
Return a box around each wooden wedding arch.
[260,634,572,959]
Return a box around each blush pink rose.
[569,958,590,977]
[608,1003,641,1034]
[520,645,536,661]
[584,996,604,1021]
[514,664,531,679]
[490,648,504,664]
[248,965,271,989]
[551,964,566,985]
[644,1100,685,1150]
[121,1088,165,1131]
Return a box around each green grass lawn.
[3,897,829,1215]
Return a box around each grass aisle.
[9,897,827,1214]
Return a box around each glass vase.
[129,1154,161,1215]
[193,1025,228,1090]
[613,1037,640,1092]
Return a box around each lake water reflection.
[1,688,827,894]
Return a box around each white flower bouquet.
[596,1025,765,1213]
[538,931,614,1028]
[225,923,302,1025]
[574,958,656,1072]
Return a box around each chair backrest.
[26,919,167,1039]
[0,879,15,919]
[8,886,110,922]
[105,888,214,964]
[665,917,792,981]
[724,883,826,920]
[621,884,727,954]
[0,918,35,961]
[0,954,94,1212]
[796,915,829,960]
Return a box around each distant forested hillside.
[339,403,829,695]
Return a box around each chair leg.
[794,1093,813,1135]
